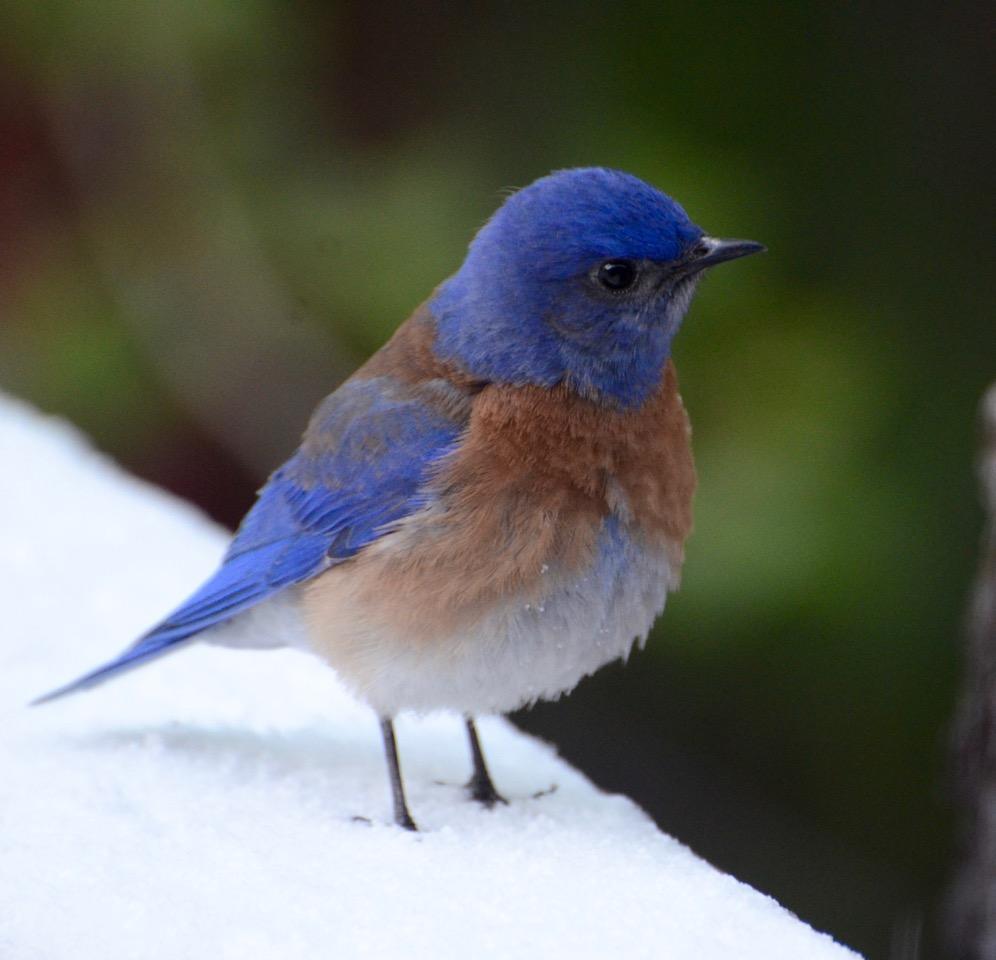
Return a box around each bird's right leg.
[464,717,508,808]
[379,717,418,831]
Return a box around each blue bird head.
[431,167,762,407]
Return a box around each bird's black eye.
[596,260,637,292]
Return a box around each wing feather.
[32,375,465,703]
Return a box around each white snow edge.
[0,391,860,960]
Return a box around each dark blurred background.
[1,2,991,956]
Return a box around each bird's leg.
[464,717,508,808]
[379,717,418,831]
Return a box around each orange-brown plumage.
[451,358,696,551]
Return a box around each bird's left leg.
[464,717,508,808]
[380,717,418,831]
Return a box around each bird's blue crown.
[430,167,705,408]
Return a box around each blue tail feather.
[30,542,301,706]
[30,630,198,705]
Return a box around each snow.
[0,392,859,959]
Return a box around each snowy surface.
[0,392,859,960]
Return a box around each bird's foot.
[466,774,509,809]
[396,811,419,832]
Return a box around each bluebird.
[35,167,763,829]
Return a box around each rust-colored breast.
[351,303,695,552]
[445,359,696,549]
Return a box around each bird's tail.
[30,625,199,706]
[31,536,296,707]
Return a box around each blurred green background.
[0,1,991,955]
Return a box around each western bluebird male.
[36,167,763,830]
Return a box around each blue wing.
[33,376,464,703]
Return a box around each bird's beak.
[687,236,766,271]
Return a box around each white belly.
[205,518,678,717]
[301,519,676,716]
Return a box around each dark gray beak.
[687,236,766,270]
